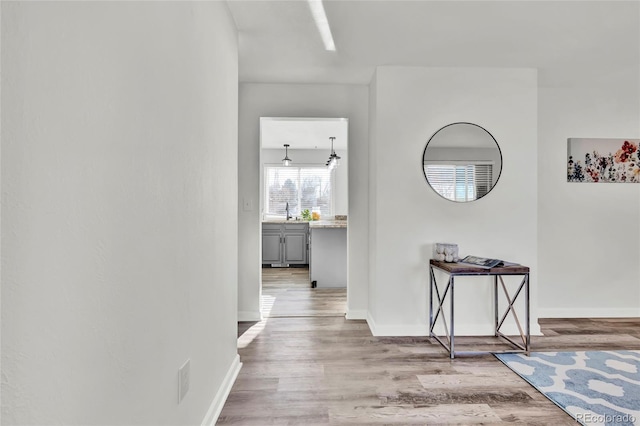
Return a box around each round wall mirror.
[422,122,502,202]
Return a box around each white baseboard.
[538,307,640,318]
[201,354,242,426]
[367,313,429,336]
[365,312,377,335]
[366,313,542,336]
[238,311,262,322]
[345,309,367,320]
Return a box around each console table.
[429,259,530,359]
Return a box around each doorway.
[259,117,348,318]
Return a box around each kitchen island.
[309,220,347,288]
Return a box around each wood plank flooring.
[260,266,346,318]
[221,270,640,424]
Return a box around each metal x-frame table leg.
[494,274,530,354]
[429,266,455,358]
[430,265,530,358]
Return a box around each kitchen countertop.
[262,219,299,224]
[309,220,347,229]
[262,219,347,229]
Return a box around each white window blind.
[424,163,493,202]
[265,166,333,216]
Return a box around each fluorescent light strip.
[307,0,336,51]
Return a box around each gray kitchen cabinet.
[262,222,308,266]
[284,232,307,263]
[262,224,282,264]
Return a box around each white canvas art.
[568,138,640,183]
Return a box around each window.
[264,166,333,217]
[424,162,493,202]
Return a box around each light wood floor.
[220,270,640,425]
[260,266,347,318]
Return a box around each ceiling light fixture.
[326,137,340,171]
[282,144,292,166]
[307,0,336,51]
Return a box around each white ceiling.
[227,0,640,86]
[260,117,349,150]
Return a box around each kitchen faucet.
[285,202,292,220]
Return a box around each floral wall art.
[567,138,640,183]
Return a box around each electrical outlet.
[178,359,190,403]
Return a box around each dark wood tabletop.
[430,259,530,275]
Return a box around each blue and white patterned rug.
[495,351,640,426]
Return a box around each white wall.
[368,72,379,321]
[238,83,369,321]
[1,2,240,424]
[368,67,539,336]
[261,148,348,216]
[538,68,640,317]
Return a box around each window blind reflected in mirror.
[424,163,493,202]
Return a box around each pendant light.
[282,144,292,166]
[326,137,340,170]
